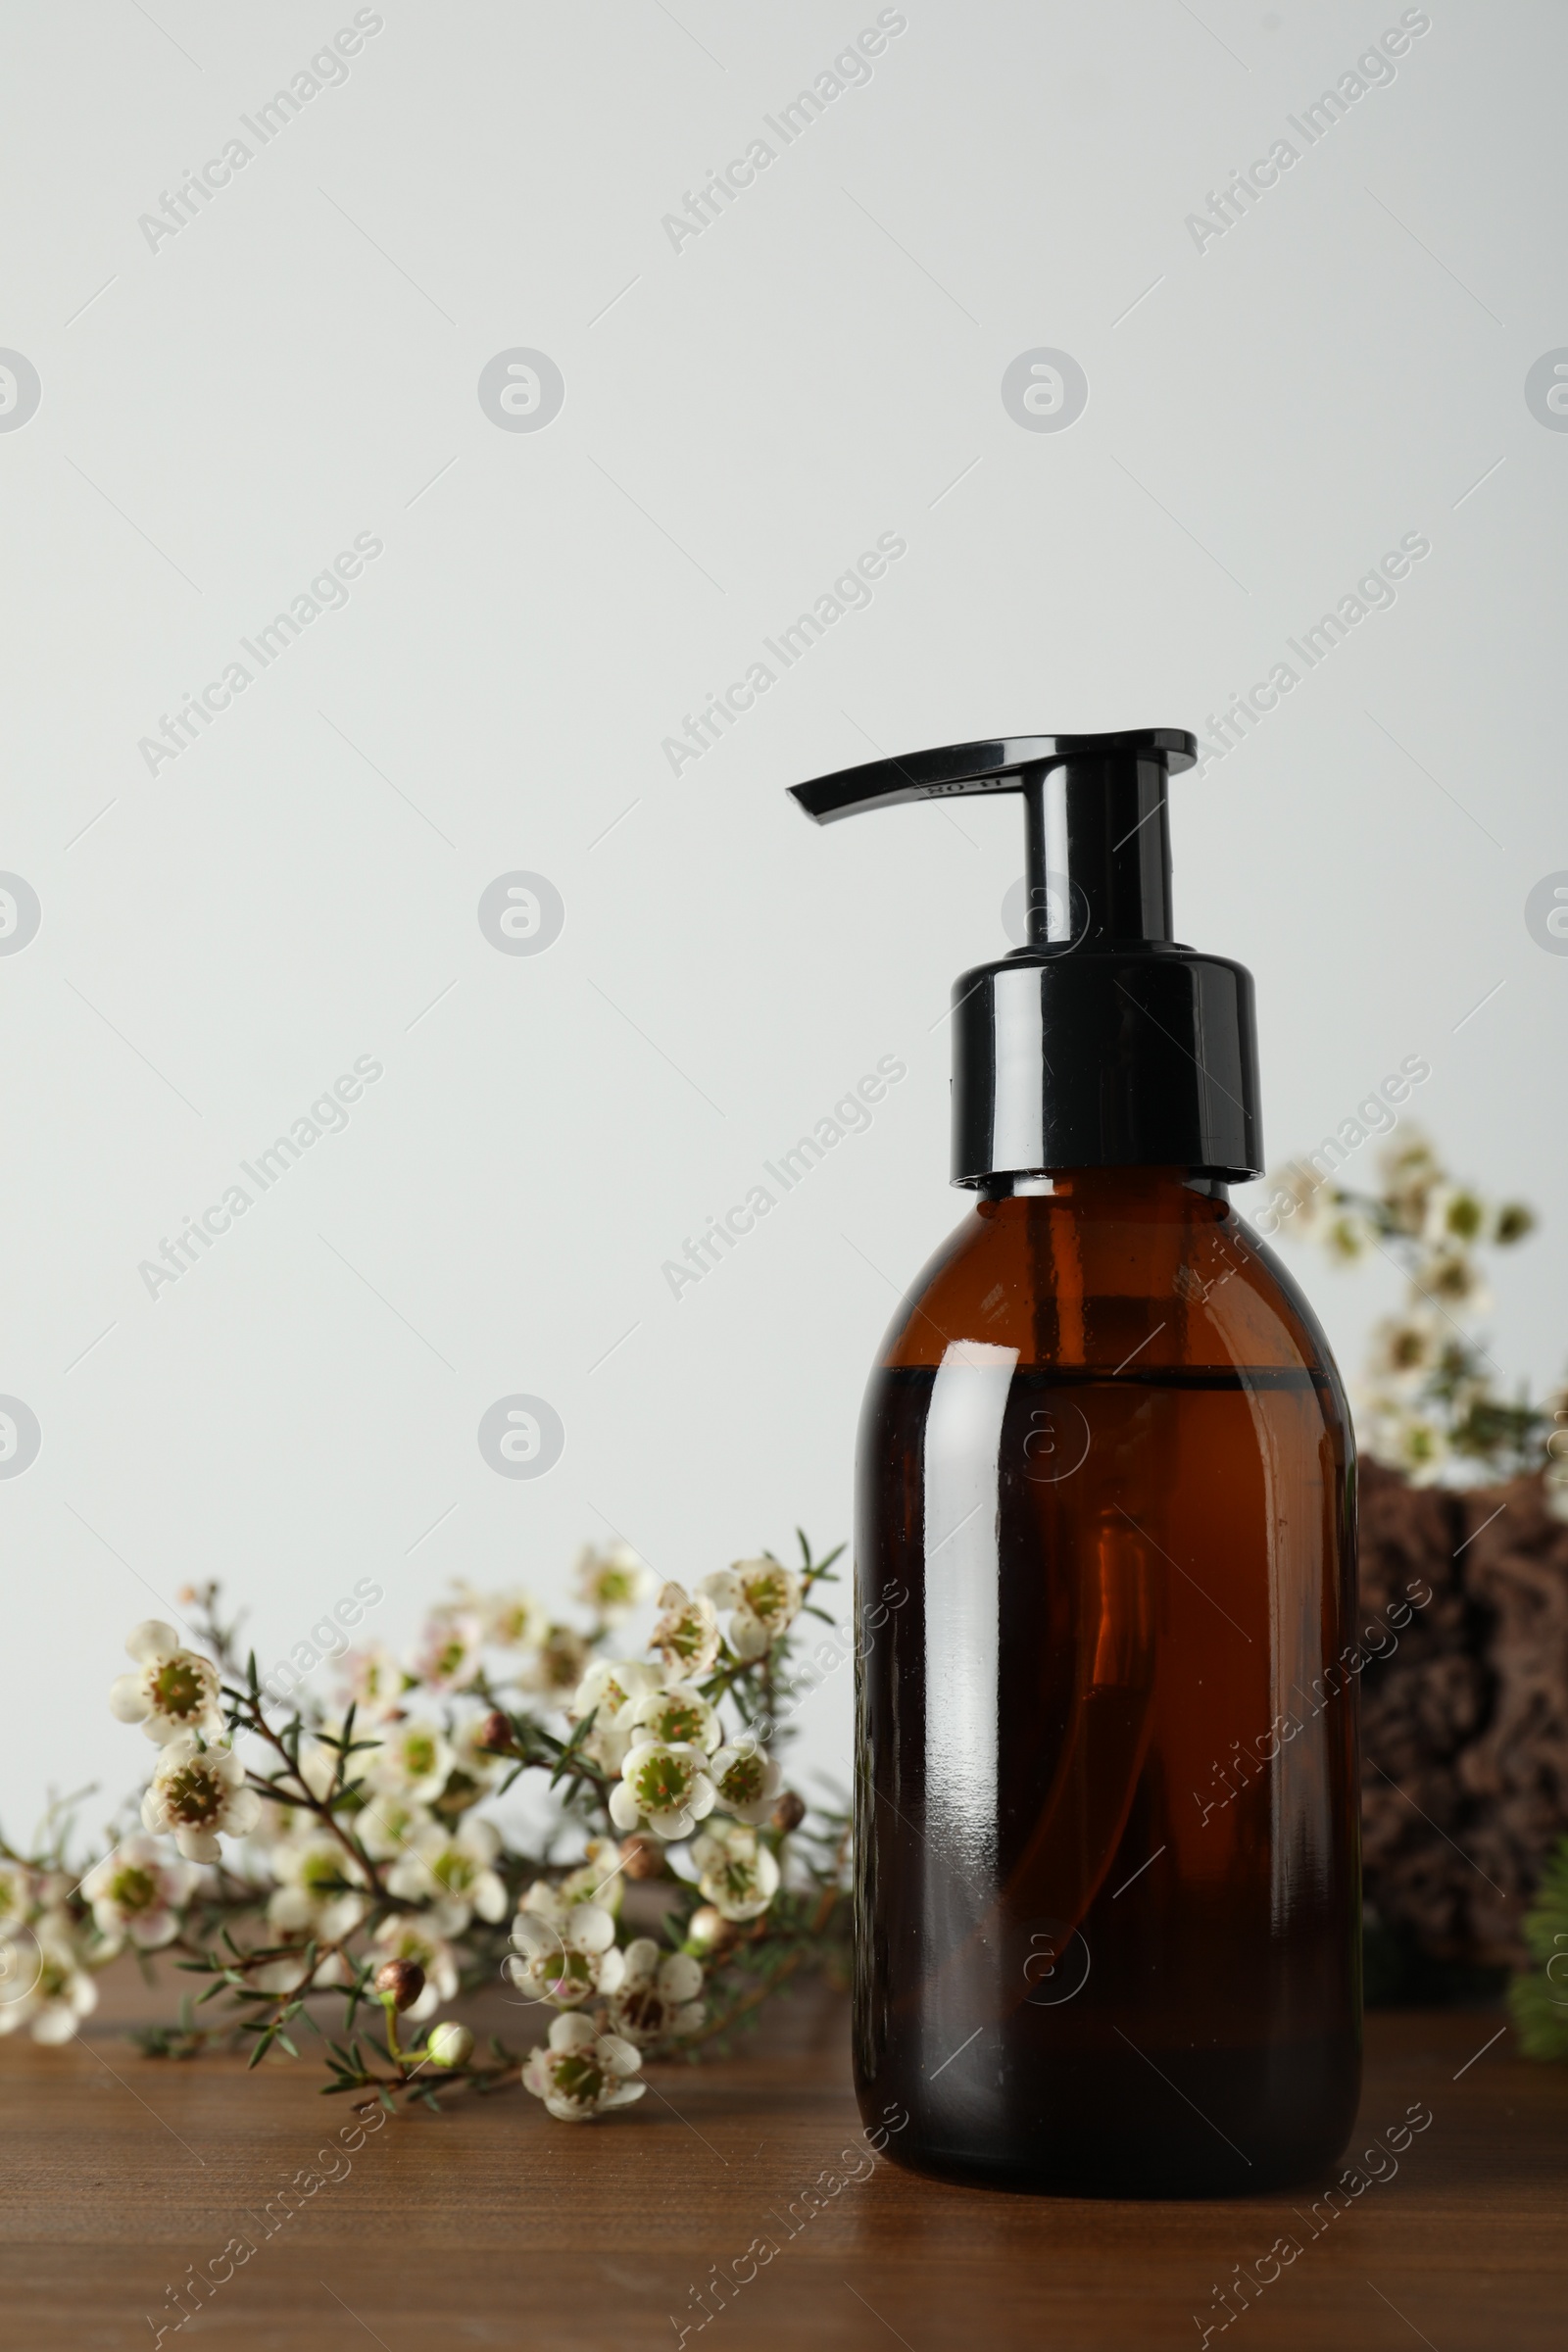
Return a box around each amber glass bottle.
[856,1170,1358,2193]
[789,731,1360,2197]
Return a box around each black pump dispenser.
[789,728,1262,1187]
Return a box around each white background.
[2,0,1563,1838]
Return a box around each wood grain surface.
[0,1975,1562,2351]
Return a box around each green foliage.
[1509,1838,1568,2060]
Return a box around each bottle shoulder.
[876,1184,1348,1401]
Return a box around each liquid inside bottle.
[854,1169,1360,2196]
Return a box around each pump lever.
[787,729,1195,824]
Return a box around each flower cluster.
[1264,1130,1561,1503]
[0,1852,100,2047]
[3,1540,851,2124]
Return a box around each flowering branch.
[0,1535,855,2116]
[1264,1128,1563,1500]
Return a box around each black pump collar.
[788,729,1263,1186]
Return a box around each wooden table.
[1,1975,1562,2350]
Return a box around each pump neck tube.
[1024,754,1174,949]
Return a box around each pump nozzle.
[789,729,1195,952]
[787,728,1263,1185]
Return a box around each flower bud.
[618,1833,664,1882]
[426,2021,474,2068]
[770,1789,807,1835]
[373,1957,425,2011]
[686,1903,738,1957]
[478,1710,513,1754]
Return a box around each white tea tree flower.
[514,1837,624,1933]
[691,1821,780,1922]
[356,1792,434,1864]
[0,1861,34,1942]
[650,1583,721,1679]
[109,1622,223,1746]
[1423,1183,1488,1249]
[0,1928,98,2045]
[141,1736,262,1863]
[1415,1249,1490,1314]
[450,1712,507,1786]
[699,1559,804,1661]
[387,1817,509,1935]
[556,1838,624,1917]
[1262,1160,1326,1236]
[514,1877,573,1934]
[429,1713,508,1819]
[568,1660,662,1773]
[0,1933,41,2033]
[411,1608,485,1694]
[479,1587,546,1650]
[573,1541,656,1623]
[340,1643,407,1719]
[1366,1312,1444,1389]
[522,2012,645,2122]
[1381,1133,1439,1235]
[267,1834,370,1942]
[507,1900,622,2008]
[610,1739,717,1842]
[1369,1405,1449,1487]
[608,1937,705,2046]
[625,1682,721,1757]
[366,1718,455,1806]
[371,1915,459,2021]
[81,1837,197,1952]
[1322,1209,1371,1264]
[1382,1132,1437,1183]
[521,1623,593,1703]
[708,1740,783,1827]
